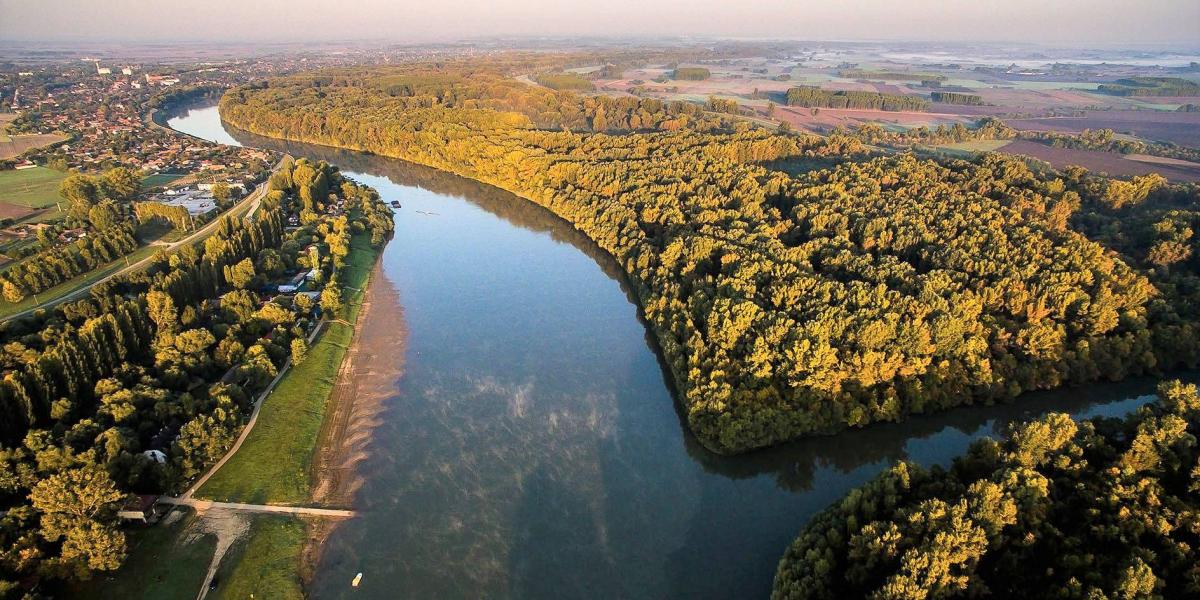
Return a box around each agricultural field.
[0,113,67,160]
[0,166,65,220]
[580,51,1200,153]
[141,172,186,188]
[1006,111,1200,147]
[997,139,1200,182]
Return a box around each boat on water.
[390,200,402,208]
[352,572,363,587]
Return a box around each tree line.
[930,91,983,105]
[785,86,931,111]
[220,65,1200,455]
[840,69,946,83]
[0,224,139,302]
[133,201,194,231]
[1098,77,1200,97]
[533,72,595,91]
[846,117,1200,165]
[672,67,711,80]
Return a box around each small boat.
[352,572,363,587]
[390,200,402,208]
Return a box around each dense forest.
[532,72,595,91]
[0,158,393,592]
[772,379,1200,599]
[784,86,930,111]
[218,65,1200,455]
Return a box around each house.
[117,495,160,524]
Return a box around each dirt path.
[191,507,249,600]
[162,497,357,518]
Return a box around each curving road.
[0,156,287,323]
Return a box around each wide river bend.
[169,103,1187,600]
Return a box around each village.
[3,62,272,180]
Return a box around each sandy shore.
[300,256,409,584]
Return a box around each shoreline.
[299,254,409,586]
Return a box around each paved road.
[160,496,356,518]
[0,156,286,323]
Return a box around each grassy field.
[212,516,307,600]
[0,166,66,208]
[142,172,186,188]
[196,234,379,504]
[72,508,216,600]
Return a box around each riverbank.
[75,232,392,600]
[302,258,407,583]
[193,233,391,597]
[196,235,383,504]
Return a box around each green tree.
[60,174,99,221]
[99,167,141,202]
[320,282,342,316]
[145,290,178,340]
[290,337,308,365]
[87,201,118,230]
[211,182,232,203]
[29,465,126,574]
[226,258,256,290]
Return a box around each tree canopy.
[772,379,1200,600]
[218,65,1200,454]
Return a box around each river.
[167,103,1186,599]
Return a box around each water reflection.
[167,104,1195,600]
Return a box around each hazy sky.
[1,0,1197,46]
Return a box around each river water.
[168,103,1185,599]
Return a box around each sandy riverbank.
[300,257,409,585]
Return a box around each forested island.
[218,65,1200,455]
[772,379,1200,599]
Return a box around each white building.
[158,189,218,216]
